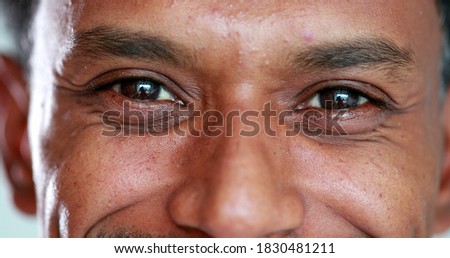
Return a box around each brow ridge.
[73,26,193,66]
[292,37,415,73]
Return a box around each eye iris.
[319,88,359,109]
[121,80,161,101]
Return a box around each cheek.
[37,97,188,237]
[60,136,181,237]
[285,129,439,237]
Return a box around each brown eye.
[309,88,368,109]
[112,79,179,103]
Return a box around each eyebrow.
[73,26,194,66]
[73,27,414,78]
[292,37,415,74]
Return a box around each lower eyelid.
[288,101,386,136]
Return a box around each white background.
[0,12,38,237]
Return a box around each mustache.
[97,232,156,238]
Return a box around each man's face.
[28,0,444,237]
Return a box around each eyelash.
[308,87,369,110]
[81,71,398,138]
[87,70,190,107]
[294,80,396,112]
[86,69,396,118]
[102,77,182,102]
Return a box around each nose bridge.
[204,135,280,230]
[203,134,283,235]
[168,76,304,236]
[169,132,304,237]
[209,134,276,210]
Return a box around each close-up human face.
[27,0,446,237]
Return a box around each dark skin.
[2,0,450,237]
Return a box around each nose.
[169,133,304,237]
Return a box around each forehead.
[34,0,441,78]
[41,0,438,37]
[29,0,442,103]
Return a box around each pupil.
[121,80,161,101]
[319,88,359,109]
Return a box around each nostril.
[176,225,212,238]
[266,229,298,238]
[200,215,266,238]
[168,134,305,237]
[168,181,205,230]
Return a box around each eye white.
[309,94,321,108]
[357,95,368,105]
[156,87,176,101]
[112,81,178,102]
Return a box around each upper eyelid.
[99,77,184,105]
[309,82,379,100]
[314,87,371,100]
[95,77,164,91]
[89,72,168,91]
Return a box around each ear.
[0,56,35,215]
[434,86,450,234]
